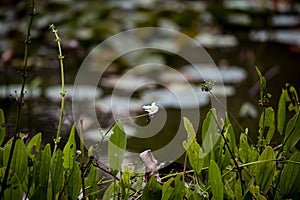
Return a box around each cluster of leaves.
[0,72,300,200]
[100,70,300,200]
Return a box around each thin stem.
[210,110,244,194]
[79,120,86,199]
[49,24,66,154]
[0,1,36,198]
[209,91,255,145]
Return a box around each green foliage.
[208,160,223,200]
[108,121,127,173]
[142,176,162,200]
[254,146,276,195]
[183,117,203,175]
[279,152,300,197]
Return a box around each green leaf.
[51,149,64,195]
[0,167,23,200]
[162,175,185,200]
[277,89,287,135]
[224,180,235,200]
[85,165,100,199]
[250,185,267,200]
[39,144,51,193]
[258,107,275,143]
[3,138,28,182]
[0,109,5,146]
[183,117,203,175]
[66,161,81,200]
[234,178,243,200]
[279,152,300,197]
[63,124,76,170]
[142,176,162,200]
[108,121,127,172]
[202,109,219,161]
[209,160,223,200]
[286,84,299,113]
[283,113,300,154]
[27,132,42,155]
[224,117,237,154]
[255,146,275,194]
[102,183,120,200]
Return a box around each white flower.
[143,102,159,115]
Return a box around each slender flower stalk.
[49,24,66,153]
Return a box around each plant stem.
[0,1,36,198]
[49,24,66,154]
[210,110,244,195]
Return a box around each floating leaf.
[108,121,127,173]
[0,109,5,146]
[279,152,300,197]
[255,146,275,195]
[63,124,76,170]
[209,160,223,200]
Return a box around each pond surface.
[0,0,300,163]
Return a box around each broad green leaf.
[66,161,81,200]
[102,183,120,200]
[255,146,275,194]
[0,109,5,146]
[277,89,287,135]
[255,67,266,96]
[27,132,42,154]
[279,152,300,197]
[63,124,76,170]
[258,107,275,143]
[250,185,267,200]
[283,113,300,154]
[3,138,28,182]
[202,109,219,162]
[239,131,250,164]
[224,180,235,200]
[85,165,100,199]
[183,117,203,175]
[51,149,64,195]
[234,178,243,200]
[39,144,51,194]
[0,167,22,200]
[141,176,162,200]
[209,160,223,200]
[162,174,185,200]
[108,121,127,172]
[224,118,237,154]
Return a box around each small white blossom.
[143,102,159,115]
